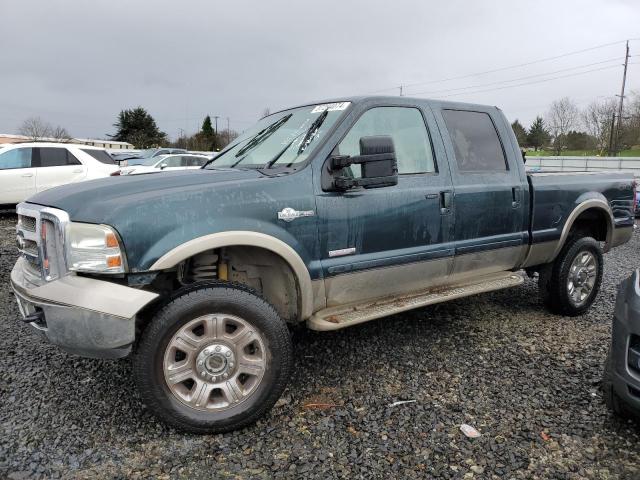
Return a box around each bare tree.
[582,98,617,155]
[18,116,72,142]
[622,91,640,149]
[260,108,271,118]
[50,126,72,142]
[220,128,239,148]
[19,117,52,141]
[546,97,579,155]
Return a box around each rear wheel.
[133,283,293,433]
[539,236,603,316]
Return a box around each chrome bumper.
[11,257,158,359]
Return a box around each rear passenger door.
[435,107,527,280]
[34,147,87,192]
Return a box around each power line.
[409,57,621,96]
[369,38,640,94]
[424,64,621,99]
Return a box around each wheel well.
[569,208,609,242]
[147,246,302,324]
[222,246,300,323]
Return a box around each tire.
[603,348,640,422]
[133,282,293,434]
[540,236,603,316]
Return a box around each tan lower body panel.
[323,257,452,308]
[449,245,526,282]
[308,271,524,331]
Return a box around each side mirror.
[160,164,168,169]
[328,136,398,190]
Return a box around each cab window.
[0,148,32,170]
[337,106,436,176]
[442,110,508,172]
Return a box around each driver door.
[315,104,454,307]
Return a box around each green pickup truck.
[11,96,635,433]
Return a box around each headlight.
[65,223,126,273]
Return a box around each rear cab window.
[442,109,508,173]
[81,149,116,164]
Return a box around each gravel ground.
[1,213,639,479]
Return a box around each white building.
[0,134,134,150]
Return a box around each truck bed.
[523,171,635,267]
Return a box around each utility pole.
[226,117,230,144]
[213,116,220,135]
[613,40,630,156]
[399,85,404,96]
[607,113,616,156]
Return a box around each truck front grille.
[18,215,37,232]
[15,203,70,285]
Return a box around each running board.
[307,272,524,331]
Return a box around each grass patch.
[528,149,640,157]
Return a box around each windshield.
[207,102,350,170]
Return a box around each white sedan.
[119,154,210,175]
[0,142,119,206]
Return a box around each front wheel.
[133,283,293,434]
[539,236,603,316]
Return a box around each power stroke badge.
[277,207,315,222]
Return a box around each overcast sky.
[2,0,639,140]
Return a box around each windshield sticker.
[311,102,350,113]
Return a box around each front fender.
[146,229,315,319]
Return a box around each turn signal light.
[105,232,119,248]
[106,255,122,268]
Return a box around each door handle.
[21,173,34,178]
[72,169,83,173]
[439,190,452,215]
[511,187,522,208]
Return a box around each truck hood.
[24,166,315,272]
[27,168,265,221]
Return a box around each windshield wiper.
[262,110,329,170]
[234,114,292,159]
[296,110,328,155]
[262,132,305,169]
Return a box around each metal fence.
[525,156,640,178]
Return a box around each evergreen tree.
[511,119,528,147]
[565,130,594,151]
[110,107,166,148]
[201,115,214,136]
[527,116,550,151]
